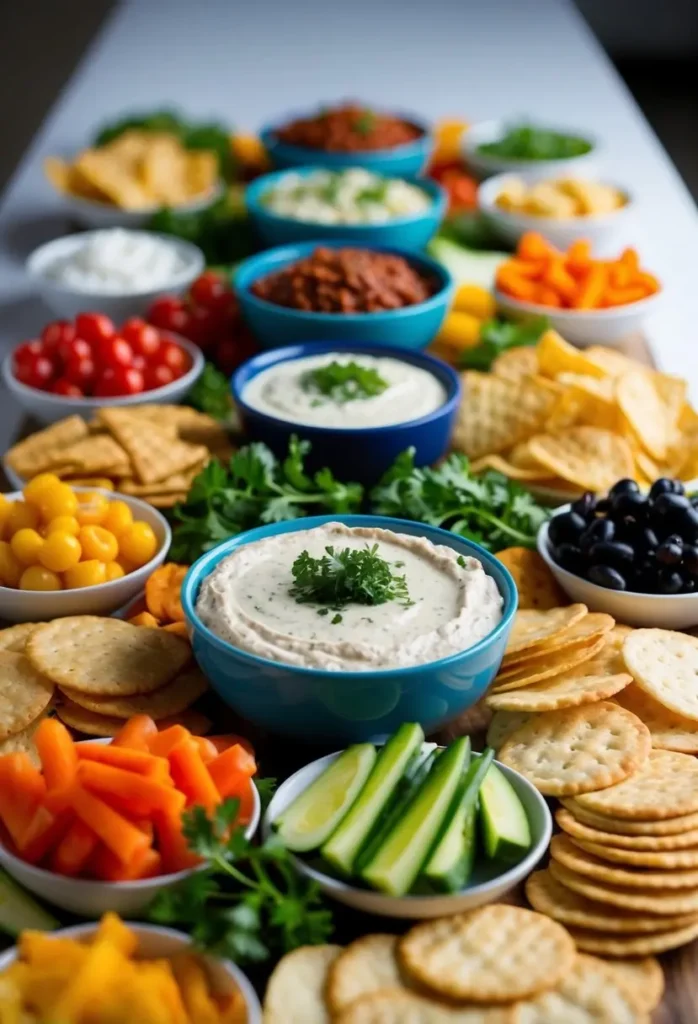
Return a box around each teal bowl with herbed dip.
[181,514,517,742]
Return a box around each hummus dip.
[241,352,447,429]
[196,522,502,671]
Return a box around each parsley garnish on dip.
[302,360,389,404]
[195,522,502,670]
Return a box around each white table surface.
[0,0,697,448]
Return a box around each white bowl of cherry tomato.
[0,480,170,622]
[4,312,204,424]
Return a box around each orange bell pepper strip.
[77,761,185,818]
[91,843,162,882]
[155,806,201,873]
[69,784,150,865]
[77,742,170,783]
[35,719,78,793]
[50,819,99,877]
[168,739,220,814]
[112,715,158,751]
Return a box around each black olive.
[673,506,698,541]
[639,527,659,551]
[683,545,698,575]
[589,564,627,590]
[589,541,635,568]
[594,498,611,514]
[580,519,615,550]
[657,570,684,595]
[656,536,684,566]
[571,491,597,520]
[683,579,697,593]
[611,491,648,520]
[609,478,640,500]
[691,496,698,509]
[650,478,677,500]
[553,543,584,575]
[671,480,686,495]
[654,493,691,518]
[548,511,587,547]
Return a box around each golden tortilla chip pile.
[263,906,656,1019]
[5,406,232,508]
[454,329,698,495]
[45,130,219,209]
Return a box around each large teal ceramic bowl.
[181,515,517,742]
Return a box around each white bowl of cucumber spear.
[263,723,552,919]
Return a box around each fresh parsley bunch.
[290,543,412,616]
[149,797,334,964]
[170,436,364,563]
[186,363,235,422]
[370,448,548,551]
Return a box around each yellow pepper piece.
[452,284,496,321]
[218,988,248,1023]
[19,932,87,971]
[432,119,469,163]
[231,133,270,169]
[436,311,483,351]
[0,974,24,1024]
[94,912,139,957]
[172,953,221,1024]
[51,937,127,1019]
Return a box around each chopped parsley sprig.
[290,544,413,616]
[302,360,389,403]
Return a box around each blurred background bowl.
[463,119,599,180]
[49,181,224,230]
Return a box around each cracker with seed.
[549,860,698,915]
[560,798,698,837]
[496,548,566,612]
[0,712,49,766]
[622,629,698,722]
[567,920,698,957]
[525,869,698,934]
[100,408,207,484]
[504,605,588,656]
[0,652,54,740]
[59,666,207,721]
[502,613,614,667]
[551,834,698,889]
[27,617,190,696]
[573,749,698,820]
[528,427,635,492]
[487,658,631,712]
[453,372,558,461]
[398,904,575,1004]
[493,638,606,693]
[515,953,646,1024]
[555,808,698,851]
[336,989,516,1023]
[5,415,89,477]
[486,711,532,750]
[498,703,650,796]
[600,959,664,1014]
[263,944,343,1024]
[572,837,698,869]
[0,623,42,653]
[613,683,698,753]
[327,935,404,1016]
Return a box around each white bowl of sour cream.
[27,229,205,321]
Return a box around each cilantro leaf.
[461,316,549,371]
[301,360,389,403]
[186,363,234,422]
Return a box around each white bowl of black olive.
[537,477,698,628]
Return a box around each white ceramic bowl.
[0,488,170,622]
[495,288,662,347]
[0,922,262,1022]
[478,172,634,251]
[52,180,224,230]
[26,231,205,322]
[538,515,698,629]
[264,748,551,919]
[463,120,599,181]
[2,330,204,424]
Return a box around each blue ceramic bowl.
[260,110,433,177]
[234,241,453,350]
[245,168,446,250]
[182,515,517,743]
[231,342,460,484]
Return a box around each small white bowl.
[463,120,599,181]
[0,922,262,1022]
[478,172,634,251]
[27,231,205,322]
[264,748,551,919]
[0,488,170,622]
[2,330,204,424]
[53,181,224,230]
[538,516,698,629]
[495,288,662,347]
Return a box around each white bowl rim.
[478,171,633,226]
[0,487,170,597]
[2,330,204,409]
[263,746,552,905]
[538,507,698,601]
[26,230,206,299]
[48,179,225,218]
[463,118,599,164]
[495,285,662,320]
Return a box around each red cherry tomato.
[190,271,233,312]
[131,354,147,371]
[156,341,189,377]
[13,341,43,375]
[75,313,116,347]
[143,364,176,391]
[52,378,83,397]
[59,336,93,367]
[95,336,134,369]
[112,366,144,395]
[121,318,161,358]
[65,353,96,387]
[41,320,76,355]
[147,296,186,332]
[20,352,56,390]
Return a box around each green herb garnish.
[186,362,234,422]
[290,544,412,610]
[478,124,592,162]
[354,109,377,137]
[461,317,549,372]
[302,360,389,403]
[149,798,334,964]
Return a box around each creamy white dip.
[44,229,188,294]
[196,522,502,671]
[261,168,431,225]
[242,352,447,429]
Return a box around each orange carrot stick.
[207,744,257,789]
[518,232,559,262]
[191,737,218,763]
[0,755,46,847]
[17,806,71,865]
[155,807,200,874]
[77,743,170,782]
[168,739,220,814]
[69,784,150,864]
[112,715,158,751]
[77,761,184,818]
[572,263,609,309]
[603,285,648,307]
[162,622,189,638]
[50,819,99,877]
[90,843,162,882]
[35,719,78,793]
[207,735,255,757]
[542,259,578,304]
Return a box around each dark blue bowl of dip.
[231,342,461,485]
[182,514,517,743]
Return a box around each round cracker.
[622,629,698,722]
[549,859,698,915]
[58,667,207,721]
[487,662,631,712]
[525,869,698,934]
[485,711,532,751]
[572,836,698,869]
[335,989,516,1023]
[398,905,575,1004]
[599,958,664,1014]
[56,699,126,737]
[502,613,614,667]
[327,935,403,1016]
[497,703,650,797]
[495,548,565,611]
[515,953,646,1024]
[0,622,42,654]
[0,652,54,740]
[613,682,698,753]
[0,711,49,767]
[567,919,698,957]
[572,750,698,820]
[560,798,698,837]
[504,605,588,656]
[263,944,343,1024]
[551,834,698,889]
[27,616,190,696]
[492,636,607,692]
[556,808,698,851]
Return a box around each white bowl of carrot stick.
[0,715,259,917]
[493,231,662,345]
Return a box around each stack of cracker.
[263,904,658,1021]
[0,624,55,766]
[5,405,232,508]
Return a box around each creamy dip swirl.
[196,522,503,671]
[242,352,447,429]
